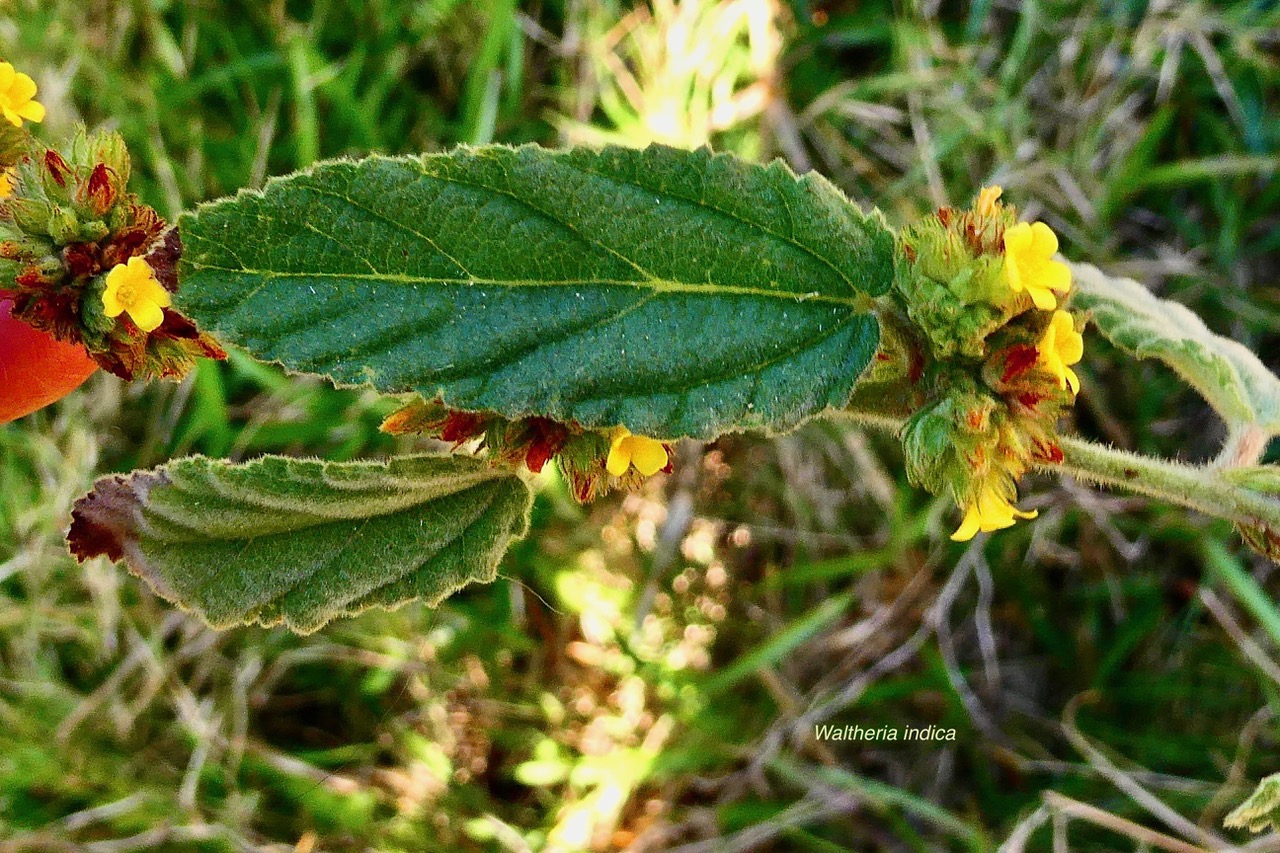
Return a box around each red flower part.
[64,242,100,278]
[522,418,570,473]
[1016,391,1043,411]
[145,229,182,292]
[570,472,597,504]
[964,221,981,252]
[15,266,45,288]
[439,411,488,445]
[84,163,117,215]
[1033,440,1064,464]
[907,346,925,384]
[44,150,69,186]
[1000,343,1039,383]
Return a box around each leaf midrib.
[184,263,862,309]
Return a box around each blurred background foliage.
[2,0,1280,850]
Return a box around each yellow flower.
[605,427,669,477]
[0,168,12,199]
[1037,310,1084,393]
[975,185,1002,217]
[0,62,45,128]
[950,484,1038,542]
[102,256,171,333]
[1003,221,1071,310]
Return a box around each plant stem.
[1048,436,1280,529]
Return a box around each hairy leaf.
[68,454,532,633]
[1072,263,1280,433]
[1225,773,1280,833]
[177,144,894,440]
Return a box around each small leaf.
[177,144,895,440]
[69,454,532,633]
[1225,774,1280,834]
[1072,263,1280,433]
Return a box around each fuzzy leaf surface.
[1072,263,1280,433]
[68,454,532,633]
[1225,773,1280,833]
[177,144,894,439]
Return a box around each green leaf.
[177,144,895,440]
[1225,773,1280,834]
[68,454,532,633]
[1071,263,1280,433]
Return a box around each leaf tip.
[67,470,166,570]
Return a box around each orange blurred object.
[0,292,98,424]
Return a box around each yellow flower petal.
[605,428,669,477]
[1043,260,1072,293]
[1004,221,1033,253]
[0,64,14,91]
[16,100,44,123]
[976,185,1002,217]
[1053,312,1083,362]
[606,429,633,477]
[953,486,1037,540]
[628,436,668,477]
[9,72,37,103]
[976,491,1017,531]
[951,505,982,542]
[1026,283,1058,310]
[102,264,128,317]
[101,290,124,318]
[127,300,166,333]
[1028,221,1059,256]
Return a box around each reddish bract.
[0,292,98,424]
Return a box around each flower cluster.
[381,399,672,502]
[0,81,224,381]
[891,187,1084,541]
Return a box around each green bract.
[176,144,895,440]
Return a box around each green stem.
[1048,436,1280,529]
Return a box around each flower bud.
[47,205,82,244]
[7,195,50,234]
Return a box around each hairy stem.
[1048,436,1280,529]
